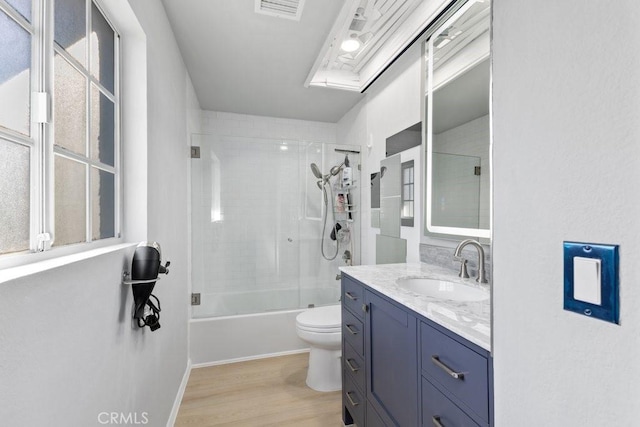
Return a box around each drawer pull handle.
[346,358,359,372]
[431,355,464,380]
[345,292,357,301]
[346,391,360,407]
[432,416,445,427]
[345,324,359,335]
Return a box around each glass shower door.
[190,134,301,318]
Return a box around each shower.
[310,155,350,261]
[190,136,361,322]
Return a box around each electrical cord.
[138,294,161,331]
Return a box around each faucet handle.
[455,257,470,279]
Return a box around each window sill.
[0,242,137,285]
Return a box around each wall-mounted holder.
[123,242,170,331]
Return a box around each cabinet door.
[365,290,419,427]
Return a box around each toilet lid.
[296,305,341,330]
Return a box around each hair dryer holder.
[123,242,170,331]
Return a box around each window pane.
[54,0,86,66]
[6,0,31,22]
[0,11,31,135]
[55,54,87,155]
[55,155,86,246]
[0,139,30,254]
[91,168,115,240]
[403,184,413,201]
[402,201,414,218]
[90,85,114,166]
[90,3,115,93]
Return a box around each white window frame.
[0,0,123,268]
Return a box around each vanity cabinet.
[341,273,493,427]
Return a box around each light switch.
[563,241,619,324]
[573,257,601,305]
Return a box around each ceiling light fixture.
[341,34,361,53]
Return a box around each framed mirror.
[423,0,491,239]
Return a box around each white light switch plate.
[573,256,601,305]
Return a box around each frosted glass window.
[90,3,115,93]
[90,85,114,166]
[0,139,30,254]
[91,168,115,240]
[54,0,86,66]
[6,0,31,21]
[0,11,31,135]
[54,53,87,155]
[54,155,86,246]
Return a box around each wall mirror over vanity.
[342,1,493,426]
[423,0,491,242]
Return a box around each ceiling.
[161,0,365,123]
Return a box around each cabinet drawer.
[342,275,365,319]
[421,322,489,423]
[343,341,365,392]
[343,308,364,357]
[343,373,365,427]
[422,378,481,427]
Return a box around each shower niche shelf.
[334,185,357,221]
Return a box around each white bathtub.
[189,287,340,366]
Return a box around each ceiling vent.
[255,0,306,21]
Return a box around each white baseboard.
[166,358,192,427]
[191,348,310,369]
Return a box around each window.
[401,160,414,227]
[0,0,120,256]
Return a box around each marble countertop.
[339,263,491,351]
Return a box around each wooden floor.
[175,353,343,426]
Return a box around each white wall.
[0,0,198,424]
[492,0,640,424]
[338,42,424,265]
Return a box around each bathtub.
[189,287,340,366]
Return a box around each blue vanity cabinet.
[341,273,493,427]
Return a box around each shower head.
[310,163,323,180]
[329,155,349,177]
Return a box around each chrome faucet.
[453,239,488,284]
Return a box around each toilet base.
[305,347,342,392]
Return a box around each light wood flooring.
[175,352,343,426]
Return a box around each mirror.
[376,154,407,264]
[379,154,401,238]
[423,0,491,239]
[370,171,381,227]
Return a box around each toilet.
[295,304,342,392]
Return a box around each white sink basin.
[396,277,489,302]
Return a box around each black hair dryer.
[126,242,170,331]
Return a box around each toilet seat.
[296,305,341,333]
